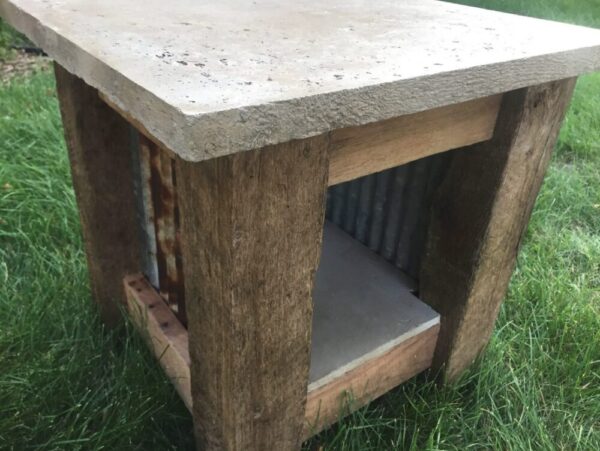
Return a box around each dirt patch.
[1,50,51,83]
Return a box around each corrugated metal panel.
[131,118,452,313]
[326,152,451,279]
[130,127,159,287]
[130,128,186,325]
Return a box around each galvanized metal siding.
[130,127,187,325]
[132,115,452,308]
[326,152,451,279]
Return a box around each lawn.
[1,0,599,449]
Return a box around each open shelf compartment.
[124,221,440,439]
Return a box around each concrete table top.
[2,0,600,161]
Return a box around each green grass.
[1,0,599,449]
[0,17,28,60]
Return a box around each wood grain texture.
[124,274,191,411]
[123,272,439,442]
[328,94,501,186]
[175,136,329,450]
[55,63,141,326]
[303,323,439,439]
[104,92,499,188]
[420,78,577,381]
[124,274,193,412]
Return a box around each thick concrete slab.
[2,0,600,161]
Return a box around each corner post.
[175,136,329,450]
[420,78,577,380]
[54,64,141,326]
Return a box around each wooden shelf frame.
[51,62,576,449]
[102,92,501,187]
[124,223,440,439]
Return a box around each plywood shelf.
[124,222,440,439]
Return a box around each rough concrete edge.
[182,47,600,161]
[0,0,185,150]
[2,0,600,162]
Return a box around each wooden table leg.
[175,137,329,450]
[54,64,141,326]
[420,78,576,381]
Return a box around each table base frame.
[54,62,576,450]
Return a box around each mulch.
[1,50,51,83]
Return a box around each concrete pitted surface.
[1,0,600,160]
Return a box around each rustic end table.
[2,0,600,449]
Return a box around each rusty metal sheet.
[136,134,186,325]
[130,127,159,287]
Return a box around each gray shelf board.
[309,222,440,388]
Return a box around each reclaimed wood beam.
[419,78,577,381]
[55,64,141,326]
